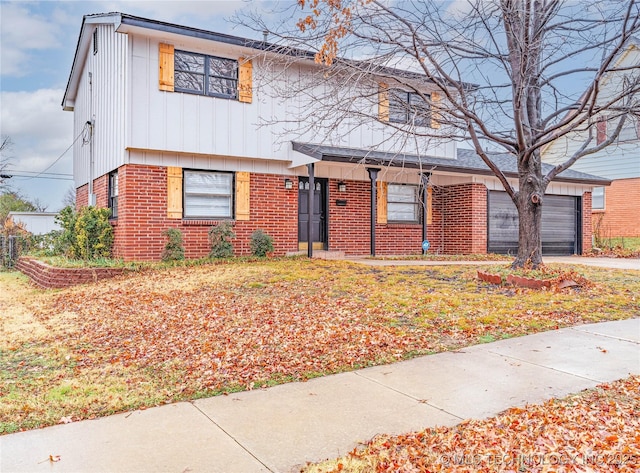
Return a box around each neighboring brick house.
[62,13,606,261]
[543,39,640,241]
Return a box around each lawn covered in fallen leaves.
[303,375,640,473]
[1,259,639,433]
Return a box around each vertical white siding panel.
[90,24,127,179]
[182,94,199,153]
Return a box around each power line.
[20,124,88,181]
[8,170,73,176]
[9,174,74,181]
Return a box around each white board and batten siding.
[127,33,456,172]
[73,24,128,187]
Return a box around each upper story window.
[183,170,234,219]
[592,186,605,210]
[387,184,420,223]
[108,170,118,218]
[389,90,432,127]
[175,50,238,100]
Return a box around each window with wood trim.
[387,184,420,223]
[183,170,234,219]
[389,90,431,127]
[175,50,238,99]
[108,170,118,218]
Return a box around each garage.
[488,191,582,255]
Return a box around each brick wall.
[327,179,438,256]
[80,164,298,261]
[582,191,592,254]
[438,183,488,254]
[328,179,371,254]
[592,178,640,239]
[16,257,127,289]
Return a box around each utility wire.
[8,170,73,176]
[19,124,88,181]
[9,174,74,181]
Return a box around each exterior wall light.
[338,181,347,192]
[284,178,293,190]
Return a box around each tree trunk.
[513,170,544,269]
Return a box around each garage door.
[488,191,581,256]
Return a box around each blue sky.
[0,0,274,211]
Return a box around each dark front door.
[298,177,327,249]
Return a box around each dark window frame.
[108,170,118,219]
[174,50,238,100]
[183,169,235,219]
[387,183,421,223]
[389,90,432,127]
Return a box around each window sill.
[386,221,421,226]
[591,209,606,213]
[182,219,235,226]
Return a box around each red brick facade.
[592,178,640,239]
[437,183,488,254]
[582,191,593,253]
[75,165,592,261]
[79,164,298,261]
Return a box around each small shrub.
[250,229,274,257]
[208,222,235,258]
[54,206,78,257]
[161,228,185,262]
[74,207,114,260]
[53,206,113,260]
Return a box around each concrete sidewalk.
[2,319,639,473]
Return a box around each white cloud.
[1,89,74,207]
[0,3,65,77]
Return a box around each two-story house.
[62,13,607,261]
[543,38,640,242]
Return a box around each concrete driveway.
[350,256,640,270]
[543,256,640,270]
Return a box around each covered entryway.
[488,191,581,255]
[298,177,328,250]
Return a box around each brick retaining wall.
[16,257,128,289]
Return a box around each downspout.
[421,172,431,254]
[367,168,379,257]
[307,163,315,258]
[88,72,95,206]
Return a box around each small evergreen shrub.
[161,228,185,262]
[75,207,113,260]
[208,222,235,258]
[54,206,114,260]
[250,229,274,257]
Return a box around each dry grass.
[1,259,638,434]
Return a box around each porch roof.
[291,142,611,186]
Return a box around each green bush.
[54,206,78,257]
[208,222,235,258]
[250,229,274,257]
[54,206,113,260]
[161,228,185,262]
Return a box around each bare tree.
[240,0,640,268]
[62,185,77,208]
[0,136,12,190]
